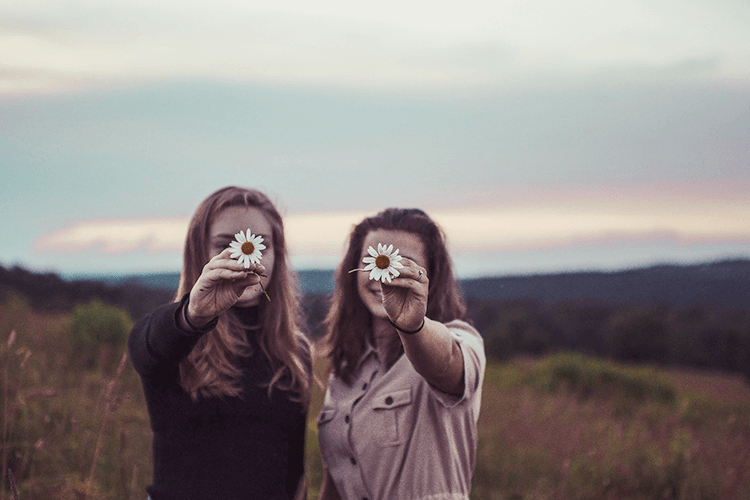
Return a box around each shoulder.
[444,319,486,391]
[445,319,484,346]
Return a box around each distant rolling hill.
[68,259,750,308]
[84,269,335,296]
[460,259,750,307]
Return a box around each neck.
[372,315,397,359]
[233,304,261,329]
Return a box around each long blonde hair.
[176,186,310,404]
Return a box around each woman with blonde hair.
[129,186,311,500]
[317,208,486,500]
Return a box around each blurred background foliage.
[1,265,750,498]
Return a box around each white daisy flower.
[362,243,404,283]
[228,229,266,268]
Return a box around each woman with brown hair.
[129,186,311,500]
[317,208,486,500]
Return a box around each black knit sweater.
[128,295,308,500]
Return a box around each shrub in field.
[678,392,750,431]
[0,292,33,335]
[68,300,133,349]
[527,352,676,405]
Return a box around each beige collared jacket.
[317,319,486,500]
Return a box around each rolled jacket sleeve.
[428,319,486,409]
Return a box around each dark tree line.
[300,294,750,381]
[465,297,750,381]
[4,263,750,382]
[0,265,173,320]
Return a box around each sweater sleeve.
[128,293,217,377]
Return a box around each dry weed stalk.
[129,463,138,500]
[85,350,128,499]
[2,330,17,500]
[6,468,17,500]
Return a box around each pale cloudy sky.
[1,0,749,277]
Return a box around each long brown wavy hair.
[176,186,310,404]
[322,208,467,385]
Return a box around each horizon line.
[41,255,750,281]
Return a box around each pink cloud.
[35,217,189,254]
[34,198,750,259]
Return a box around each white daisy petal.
[359,242,409,283]
[228,228,266,267]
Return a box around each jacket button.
[350,457,357,465]
[385,396,393,405]
[345,415,350,423]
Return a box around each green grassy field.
[3,297,750,499]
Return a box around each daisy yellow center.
[375,255,390,269]
[241,241,255,255]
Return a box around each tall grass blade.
[85,350,129,499]
[7,469,17,500]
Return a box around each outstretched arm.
[397,317,464,396]
[129,249,267,375]
[381,260,464,396]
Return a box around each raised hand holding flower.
[350,243,404,283]
[229,229,270,301]
[229,229,266,268]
